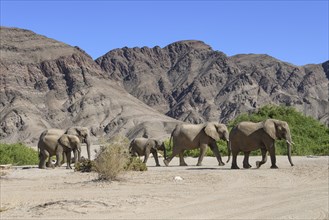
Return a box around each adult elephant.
[229,119,294,169]
[129,138,167,166]
[39,134,81,169]
[37,126,91,164]
[163,122,229,166]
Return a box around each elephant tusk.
[286,140,295,145]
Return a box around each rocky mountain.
[96,40,329,125]
[0,27,178,144]
[1,27,328,144]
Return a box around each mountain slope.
[96,41,329,125]
[0,27,178,144]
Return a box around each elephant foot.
[231,164,240,169]
[180,163,188,166]
[156,164,161,167]
[163,159,169,167]
[218,161,225,166]
[256,161,262,168]
[196,163,202,166]
[270,165,279,169]
[243,164,252,169]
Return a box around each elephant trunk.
[286,141,294,166]
[286,131,294,166]
[226,140,231,163]
[86,138,91,160]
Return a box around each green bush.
[229,105,329,156]
[0,143,39,165]
[125,157,147,171]
[164,105,329,157]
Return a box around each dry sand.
[0,149,328,220]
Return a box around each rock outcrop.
[1,27,328,144]
[96,41,329,125]
[0,27,178,144]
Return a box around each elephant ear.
[263,119,277,140]
[204,123,220,141]
[58,135,72,149]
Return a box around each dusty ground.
[0,152,328,220]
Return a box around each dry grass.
[93,136,130,181]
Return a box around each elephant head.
[204,122,229,142]
[58,134,81,153]
[153,139,167,160]
[65,127,91,160]
[263,119,294,166]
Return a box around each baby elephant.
[129,138,167,166]
[56,134,81,169]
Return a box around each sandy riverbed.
[0,153,328,219]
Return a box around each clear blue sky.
[1,1,328,65]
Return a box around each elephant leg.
[164,146,180,166]
[269,144,278,169]
[209,143,225,166]
[243,151,252,169]
[66,151,72,169]
[256,148,267,168]
[197,145,207,166]
[151,149,160,166]
[179,150,188,166]
[60,152,66,165]
[231,149,240,169]
[55,151,61,167]
[73,150,78,168]
[46,157,55,168]
[143,148,151,164]
[39,150,48,169]
[78,150,81,162]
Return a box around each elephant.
[38,127,91,164]
[129,138,167,166]
[163,122,229,166]
[229,119,294,169]
[38,134,81,169]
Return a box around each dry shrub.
[93,136,130,181]
[125,157,147,171]
[74,158,94,172]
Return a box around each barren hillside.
[96,41,329,125]
[0,27,178,144]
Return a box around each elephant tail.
[169,130,174,151]
[37,130,48,158]
[226,140,231,163]
[128,139,134,155]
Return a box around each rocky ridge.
[1,27,328,144]
[0,27,178,144]
[96,41,329,125]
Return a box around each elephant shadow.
[186,167,231,171]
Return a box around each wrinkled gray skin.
[164,122,229,166]
[229,119,294,169]
[38,134,81,169]
[37,127,91,166]
[129,138,166,166]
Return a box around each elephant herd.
[37,119,294,170]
